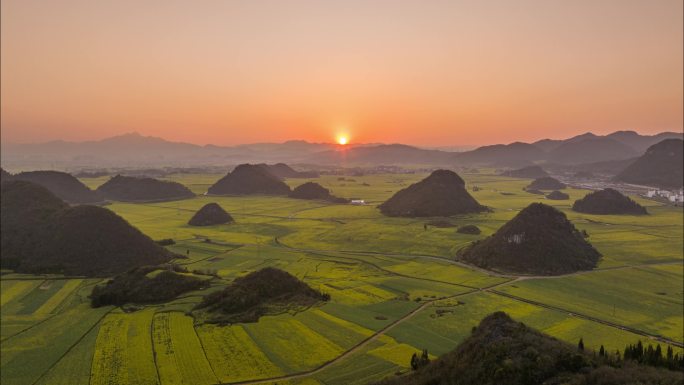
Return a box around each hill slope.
[13,170,102,204]
[501,165,549,179]
[572,189,648,215]
[379,170,487,217]
[455,142,545,167]
[96,175,194,202]
[207,164,291,195]
[289,182,348,203]
[259,163,319,178]
[526,177,566,190]
[25,205,174,276]
[309,144,455,165]
[377,312,683,385]
[615,139,683,188]
[0,181,69,268]
[457,203,600,275]
[547,137,639,164]
[1,180,173,275]
[607,130,683,153]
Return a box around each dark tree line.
[577,338,684,371]
[623,341,684,370]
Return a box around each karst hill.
[207,164,291,195]
[12,170,102,204]
[501,165,549,179]
[526,176,566,191]
[572,188,648,215]
[615,138,683,189]
[457,203,601,275]
[379,170,487,217]
[188,203,234,226]
[289,182,348,203]
[96,174,194,202]
[1,180,173,276]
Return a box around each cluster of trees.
[195,267,330,324]
[90,265,206,307]
[410,349,430,371]
[577,338,684,371]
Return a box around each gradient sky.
[1,0,682,146]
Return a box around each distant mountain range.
[1,130,681,170]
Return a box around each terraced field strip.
[34,279,83,315]
[90,309,159,385]
[36,322,100,385]
[217,284,494,385]
[153,312,218,385]
[198,324,284,383]
[274,237,482,290]
[8,306,113,385]
[487,290,684,348]
[0,280,42,306]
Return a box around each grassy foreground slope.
[1,171,682,384]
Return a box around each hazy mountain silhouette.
[2,130,680,169]
[454,142,545,167]
[545,137,639,164]
[501,165,549,179]
[309,144,454,165]
[607,131,683,153]
[258,163,319,178]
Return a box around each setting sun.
[337,135,349,145]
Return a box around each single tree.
[420,349,430,367]
[578,338,584,351]
[410,353,419,370]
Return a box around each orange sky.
[1,0,682,146]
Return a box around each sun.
[337,135,349,145]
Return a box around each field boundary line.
[150,310,163,385]
[274,237,483,290]
[27,307,114,385]
[487,289,684,348]
[214,278,516,385]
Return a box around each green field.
[2,171,682,384]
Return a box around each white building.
[350,199,365,205]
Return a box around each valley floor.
[2,172,682,385]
